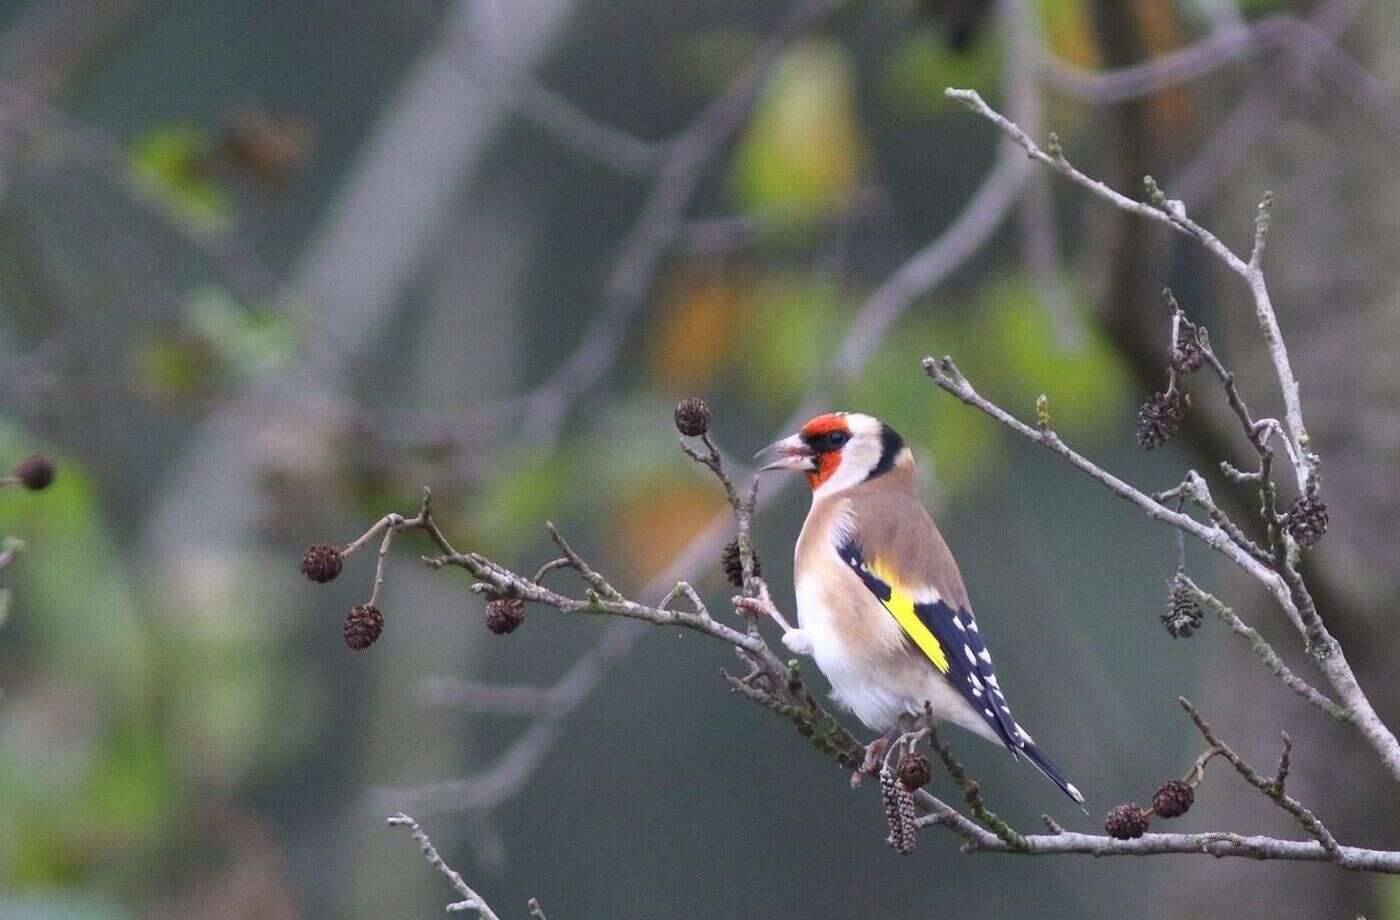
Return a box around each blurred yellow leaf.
[732,39,866,224]
[609,474,726,583]
[1034,0,1099,69]
[650,263,750,389]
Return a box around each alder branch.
[1181,576,1348,722]
[926,724,1026,850]
[317,392,1400,876]
[929,89,1400,787]
[946,87,1314,493]
[907,700,1397,872]
[1179,699,1339,856]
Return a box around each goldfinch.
[758,411,1084,804]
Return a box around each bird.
[754,410,1084,804]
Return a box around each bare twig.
[923,356,1400,783]
[1180,698,1340,856]
[947,88,1314,493]
[387,813,504,919]
[1181,577,1348,721]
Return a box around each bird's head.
[757,412,909,496]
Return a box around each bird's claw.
[860,735,891,777]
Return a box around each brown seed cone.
[1136,390,1185,449]
[1104,803,1150,840]
[12,455,55,491]
[300,543,343,583]
[344,604,383,650]
[720,539,761,588]
[1161,573,1204,639]
[1285,492,1328,548]
[1169,323,1205,373]
[674,397,712,437]
[486,597,525,635]
[1152,779,1194,819]
[897,752,932,791]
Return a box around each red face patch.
[799,413,851,490]
[807,451,841,490]
[800,413,848,440]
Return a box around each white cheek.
[811,443,879,499]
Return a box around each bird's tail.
[1020,740,1085,806]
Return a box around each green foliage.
[968,275,1127,433]
[0,437,147,683]
[133,288,299,402]
[127,125,228,230]
[0,435,167,892]
[465,398,682,555]
[737,272,844,404]
[468,446,575,553]
[883,28,999,115]
[846,273,1128,497]
[183,287,299,379]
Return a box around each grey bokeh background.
[1,0,1397,917]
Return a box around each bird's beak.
[755,433,815,472]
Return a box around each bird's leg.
[854,728,900,785]
[732,583,810,654]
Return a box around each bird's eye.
[827,431,849,448]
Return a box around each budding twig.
[926,722,1026,851]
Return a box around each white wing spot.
[952,617,966,632]
[983,708,994,718]
[985,673,1000,689]
[978,649,992,664]
[963,645,977,665]
[969,673,983,689]
[965,618,979,632]
[971,687,983,697]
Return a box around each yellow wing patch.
[868,559,949,674]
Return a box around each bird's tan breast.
[794,496,910,667]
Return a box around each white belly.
[794,573,993,738]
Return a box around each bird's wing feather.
[831,480,1085,804]
[835,534,1023,751]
